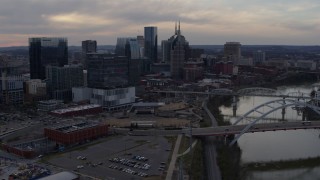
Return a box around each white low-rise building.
[72,86,135,111]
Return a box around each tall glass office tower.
[29,37,68,80]
[144,26,158,63]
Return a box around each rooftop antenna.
[175,21,177,35]
[178,20,181,35]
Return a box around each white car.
[77,165,84,169]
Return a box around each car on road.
[302,121,311,125]
[77,165,84,169]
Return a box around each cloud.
[46,13,114,27]
[0,0,319,46]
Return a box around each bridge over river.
[122,121,320,137]
[191,121,320,137]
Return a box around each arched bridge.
[191,98,320,146]
[227,98,320,146]
[123,97,320,146]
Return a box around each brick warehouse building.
[44,121,108,145]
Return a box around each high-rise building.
[161,40,171,63]
[144,26,158,62]
[224,42,241,64]
[115,37,134,56]
[82,40,97,53]
[115,37,140,59]
[46,65,84,100]
[126,39,141,60]
[29,37,68,80]
[0,55,25,104]
[0,75,24,105]
[137,36,145,57]
[125,39,141,85]
[73,53,135,111]
[253,50,266,65]
[82,40,97,68]
[137,36,144,48]
[87,53,129,89]
[170,22,189,80]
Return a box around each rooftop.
[51,104,101,114]
[38,171,78,180]
[47,121,101,133]
[132,102,165,107]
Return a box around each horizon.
[0,0,319,47]
[1,44,320,49]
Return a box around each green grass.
[179,140,204,180]
[178,135,191,154]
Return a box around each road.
[202,99,221,180]
[166,134,182,180]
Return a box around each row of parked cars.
[109,157,151,170]
[108,164,148,177]
[132,155,148,162]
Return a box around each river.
[219,85,320,180]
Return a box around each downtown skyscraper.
[144,26,158,63]
[29,37,68,80]
[168,22,189,80]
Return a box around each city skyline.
[0,0,319,47]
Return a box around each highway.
[202,99,221,180]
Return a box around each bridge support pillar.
[232,96,237,117]
[302,110,306,121]
[281,97,286,121]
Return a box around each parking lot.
[47,135,173,179]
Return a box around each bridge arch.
[229,99,320,146]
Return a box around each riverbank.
[242,156,320,171]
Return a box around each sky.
[0,0,319,47]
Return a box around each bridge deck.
[119,121,320,137]
[192,121,320,136]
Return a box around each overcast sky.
[0,0,319,47]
